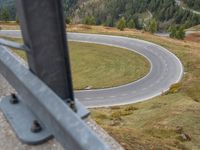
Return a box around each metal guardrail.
[0,0,111,150]
[0,38,29,52]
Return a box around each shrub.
[117,17,126,31]
[169,26,186,40]
[148,19,157,33]
[95,113,110,120]
[105,16,114,27]
[166,83,182,94]
[127,19,135,29]
[110,106,121,110]
[176,27,185,40]
[0,7,10,21]
[84,16,96,25]
[65,17,71,24]
[111,109,134,120]
[111,111,122,120]
[124,105,138,111]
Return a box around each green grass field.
[68,25,200,150]
[0,36,149,90]
[70,42,149,90]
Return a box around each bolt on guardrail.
[0,0,111,150]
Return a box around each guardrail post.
[16,0,75,107]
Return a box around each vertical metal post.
[16,0,74,103]
[0,0,111,149]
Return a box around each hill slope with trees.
[0,0,200,32]
[182,0,200,11]
[70,0,200,31]
[0,0,16,20]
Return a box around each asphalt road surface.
[0,30,183,108]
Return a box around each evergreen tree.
[169,26,185,40]
[176,27,185,40]
[169,26,177,38]
[117,17,126,31]
[105,16,114,27]
[1,0,200,31]
[127,19,135,29]
[65,17,71,24]
[148,19,157,33]
[1,7,10,21]
[84,16,96,25]
[84,16,90,25]
[184,0,200,11]
[133,15,143,29]
[89,16,96,25]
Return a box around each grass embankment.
[0,21,20,30]
[185,25,200,43]
[187,24,200,31]
[185,33,200,43]
[66,25,200,150]
[0,36,149,90]
[1,24,200,150]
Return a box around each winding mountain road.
[0,30,183,108]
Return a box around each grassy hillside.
[187,24,200,31]
[185,33,200,43]
[66,25,200,150]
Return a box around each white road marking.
[84,98,92,100]
[110,96,116,98]
[121,93,128,96]
[96,97,104,99]
[150,84,154,87]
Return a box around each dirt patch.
[185,33,200,43]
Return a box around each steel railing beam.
[0,46,110,150]
[0,38,29,52]
[0,0,112,149]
